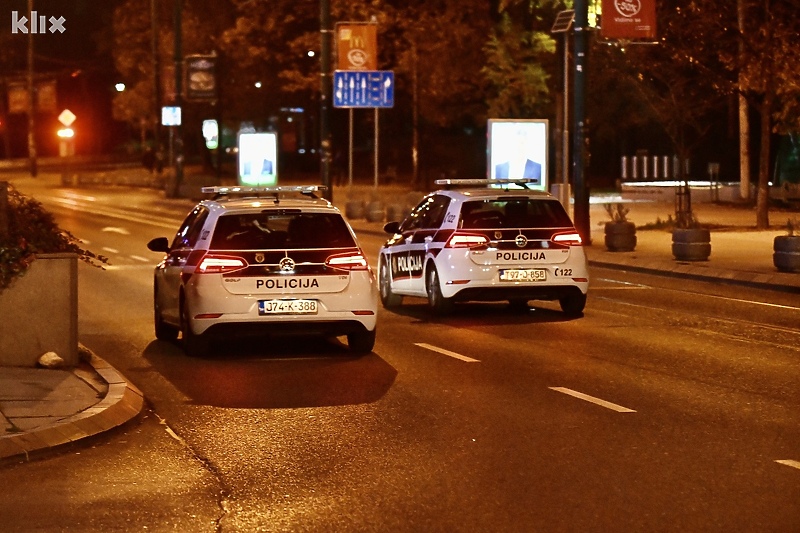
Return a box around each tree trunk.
[737,0,751,202]
[756,91,771,229]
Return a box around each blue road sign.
[333,70,394,108]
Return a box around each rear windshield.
[460,198,573,229]
[210,212,357,250]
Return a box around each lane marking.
[549,387,636,413]
[102,247,119,254]
[102,226,131,235]
[129,255,151,262]
[415,343,480,363]
[776,460,800,471]
[596,277,799,311]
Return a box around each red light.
[197,254,247,274]
[326,251,368,270]
[446,233,489,248]
[552,231,583,246]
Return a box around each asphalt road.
[1,183,798,532]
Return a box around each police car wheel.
[559,291,587,317]
[426,264,453,314]
[154,287,179,341]
[348,329,376,355]
[379,255,402,308]
[181,299,210,357]
[155,305,179,341]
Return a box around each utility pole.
[151,0,162,166]
[27,0,37,177]
[572,0,590,243]
[172,0,184,196]
[319,0,333,201]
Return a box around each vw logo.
[279,257,296,272]
[515,234,528,248]
[254,253,265,264]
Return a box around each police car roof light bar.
[201,185,328,200]
[434,178,538,190]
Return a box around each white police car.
[377,179,589,316]
[147,186,378,356]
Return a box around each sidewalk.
[1,171,797,462]
[0,347,144,462]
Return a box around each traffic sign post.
[333,70,394,108]
[333,70,394,189]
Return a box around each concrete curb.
[588,258,800,294]
[0,347,144,462]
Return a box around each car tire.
[348,329,376,355]
[379,255,403,308]
[154,287,179,341]
[181,298,210,357]
[559,291,587,317]
[426,264,453,315]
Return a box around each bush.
[0,184,107,291]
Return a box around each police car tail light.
[446,233,489,248]
[197,254,248,274]
[551,231,583,246]
[326,252,368,271]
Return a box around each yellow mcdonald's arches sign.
[336,23,378,70]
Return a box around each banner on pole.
[600,0,656,40]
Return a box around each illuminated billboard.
[487,119,549,191]
[238,132,278,186]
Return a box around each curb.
[588,258,800,294]
[0,347,144,462]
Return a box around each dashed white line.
[129,255,151,263]
[414,343,480,363]
[776,460,800,471]
[102,247,119,254]
[549,387,636,413]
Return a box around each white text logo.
[11,11,66,34]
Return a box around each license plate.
[259,299,318,315]
[499,269,547,282]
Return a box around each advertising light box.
[238,132,278,186]
[487,119,548,192]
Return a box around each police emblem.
[254,253,265,263]
[494,231,503,240]
[279,257,296,272]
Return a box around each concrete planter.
[604,221,637,252]
[365,200,386,223]
[0,253,78,367]
[773,235,800,272]
[672,228,711,261]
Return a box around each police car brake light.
[551,231,583,246]
[326,252,368,270]
[197,254,248,274]
[446,233,489,248]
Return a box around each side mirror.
[383,221,401,235]
[147,237,170,253]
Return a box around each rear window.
[459,198,573,229]
[210,212,357,250]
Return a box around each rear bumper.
[447,284,586,303]
[197,318,375,339]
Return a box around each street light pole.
[170,0,184,198]
[320,0,333,201]
[27,0,37,177]
[572,0,590,243]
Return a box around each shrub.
[0,184,107,291]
